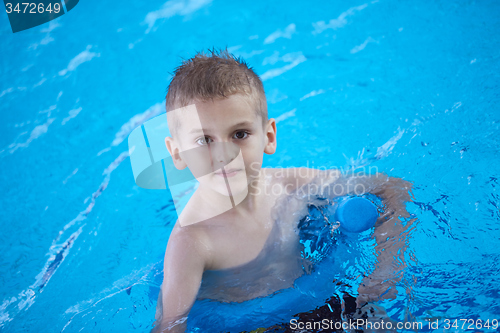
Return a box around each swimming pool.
[1,0,499,331]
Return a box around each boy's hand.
[348,302,401,333]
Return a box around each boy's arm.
[277,167,341,193]
[286,169,414,307]
[342,174,414,308]
[152,228,210,333]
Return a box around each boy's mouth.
[214,168,241,177]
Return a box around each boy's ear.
[264,118,277,155]
[165,137,187,170]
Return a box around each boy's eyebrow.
[229,121,255,129]
[188,128,205,134]
[188,121,255,134]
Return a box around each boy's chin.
[213,184,249,198]
[198,180,249,199]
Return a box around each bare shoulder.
[263,167,340,191]
[262,167,313,186]
[165,221,212,269]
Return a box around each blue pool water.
[1,0,499,331]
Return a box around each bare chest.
[204,175,303,270]
[206,200,278,270]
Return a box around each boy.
[152,50,412,332]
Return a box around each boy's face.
[165,94,276,197]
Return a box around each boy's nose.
[209,142,239,171]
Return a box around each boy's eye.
[196,136,213,145]
[233,131,249,140]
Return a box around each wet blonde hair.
[165,49,268,136]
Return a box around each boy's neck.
[193,170,265,219]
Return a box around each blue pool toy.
[332,197,379,233]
